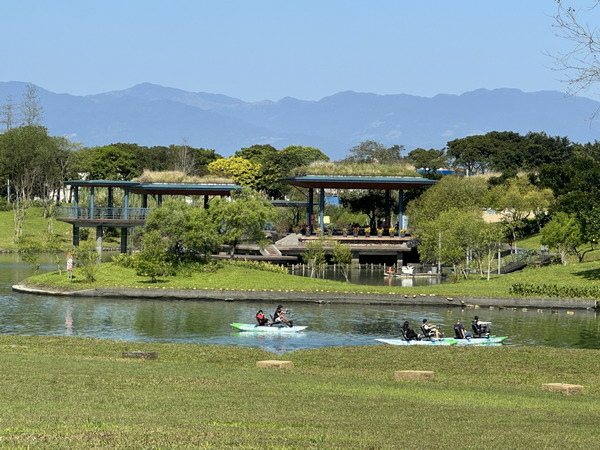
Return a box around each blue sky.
[0,0,585,101]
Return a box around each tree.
[342,140,404,164]
[173,137,195,175]
[74,145,140,180]
[143,200,222,261]
[407,175,489,231]
[0,125,64,241]
[73,240,98,282]
[302,239,327,278]
[331,241,352,282]
[134,230,173,282]
[209,189,276,257]
[405,148,447,172]
[20,84,43,126]
[486,177,554,248]
[541,212,586,265]
[551,1,600,97]
[417,209,486,279]
[0,95,17,131]
[207,156,261,189]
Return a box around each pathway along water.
[1,254,598,353]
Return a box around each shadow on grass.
[139,279,169,284]
[572,267,600,281]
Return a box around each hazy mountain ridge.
[1,81,599,158]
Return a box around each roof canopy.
[281,175,436,190]
[64,180,241,196]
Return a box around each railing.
[57,207,152,221]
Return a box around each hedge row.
[509,282,600,299]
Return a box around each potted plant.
[364,226,371,237]
[377,227,384,237]
[352,226,359,237]
[400,228,407,237]
[389,226,396,236]
[342,227,348,237]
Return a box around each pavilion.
[57,175,436,264]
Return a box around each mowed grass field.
[0,336,598,448]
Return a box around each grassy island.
[19,259,600,305]
[0,335,598,447]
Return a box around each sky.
[0,0,592,102]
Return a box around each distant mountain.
[1,81,599,159]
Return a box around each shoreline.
[12,283,598,310]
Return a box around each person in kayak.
[454,319,472,339]
[422,318,441,339]
[472,315,491,336]
[255,310,271,326]
[273,305,293,327]
[401,321,419,340]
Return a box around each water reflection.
[0,254,598,353]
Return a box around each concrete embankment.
[12,284,598,310]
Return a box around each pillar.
[157,194,163,207]
[385,189,391,227]
[397,189,405,232]
[123,188,129,220]
[120,228,128,254]
[73,186,79,218]
[95,226,103,255]
[204,194,209,208]
[306,188,314,233]
[107,187,114,218]
[73,225,80,247]
[90,187,95,219]
[318,188,325,235]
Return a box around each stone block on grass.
[542,383,584,395]
[122,351,158,360]
[394,370,435,381]
[256,360,294,369]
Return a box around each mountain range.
[1,81,600,160]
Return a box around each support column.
[204,194,209,208]
[73,186,79,218]
[95,226,103,255]
[73,225,80,247]
[318,188,325,235]
[397,189,405,233]
[396,251,404,267]
[120,228,128,254]
[107,187,114,218]
[306,188,314,233]
[90,187,95,219]
[157,194,163,207]
[123,188,129,220]
[385,189,391,227]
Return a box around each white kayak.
[376,338,457,346]
[230,323,307,333]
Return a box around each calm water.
[1,254,599,353]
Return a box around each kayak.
[445,336,508,346]
[230,323,308,333]
[376,338,457,346]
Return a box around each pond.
[1,254,598,353]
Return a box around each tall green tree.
[209,189,276,257]
[143,200,221,261]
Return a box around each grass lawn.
[0,208,121,252]
[21,259,600,302]
[0,336,598,448]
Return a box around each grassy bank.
[21,259,600,301]
[0,335,598,448]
